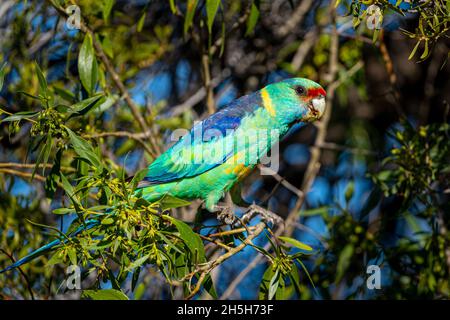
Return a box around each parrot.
[0,77,326,274]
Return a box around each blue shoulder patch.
[138,92,262,186]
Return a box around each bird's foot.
[214,205,236,225]
[242,204,284,226]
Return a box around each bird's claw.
[215,205,236,225]
[242,204,284,225]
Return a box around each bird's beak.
[306,94,326,120]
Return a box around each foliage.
[0,0,448,300]
[340,0,450,60]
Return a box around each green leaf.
[206,0,221,33]
[130,168,149,191]
[101,217,115,225]
[102,36,114,59]
[53,86,76,103]
[169,0,177,14]
[404,212,422,234]
[1,111,39,123]
[60,172,82,210]
[45,145,62,198]
[184,0,198,35]
[35,62,48,99]
[259,264,276,300]
[81,289,129,300]
[131,267,141,292]
[345,181,354,203]
[420,39,429,60]
[78,34,98,95]
[31,134,52,179]
[134,283,145,300]
[165,216,206,263]
[52,208,74,215]
[159,232,183,254]
[67,95,104,118]
[296,258,316,290]
[108,270,121,290]
[219,20,226,56]
[65,126,102,168]
[46,250,64,266]
[245,2,260,36]
[300,206,329,217]
[67,247,77,265]
[137,12,146,32]
[102,0,115,24]
[278,236,313,252]
[17,91,40,100]
[275,277,286,300]
[335,244,354,283]
[0,62,7,91]
[159,194,191,210]
[203,274,218,299]
[125,255,150,272]
[288,264,302,295]
[359,188,381,220]
[60,173,75,198]
[268,269,280,300]
[96,94,118,113]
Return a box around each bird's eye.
[295,86,306,95]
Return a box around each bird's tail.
[0,219,100,274]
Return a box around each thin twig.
[0,163,76,172]
[199,235,233,251]
[276,0,314,38]
[182,221,267,299]
[83,131,157,158]
[0,168,98,200]
[201,53,216,115]
[46,0,161,155]
[283,4,340,237]
[0,168,46,182]
[207,226,255,238]
[0,249,35,300]
[258,164,304,198]
[379,30,405,118]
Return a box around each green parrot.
[0,77,326,273]
[138,77,326,211]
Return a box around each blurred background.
[0,0,449,300]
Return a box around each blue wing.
[138,92,261,187]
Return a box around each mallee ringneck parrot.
[0,77,326,273]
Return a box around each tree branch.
[46,0,161,155]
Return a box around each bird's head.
[261,78,327,125]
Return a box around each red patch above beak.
[307,87,326,98]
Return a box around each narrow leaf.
[245,2,260,36]
[0,62,7,91]
[278,236,314,252]
[206,0,221,33]
[78,34,98,95]
[81,289,129,300]
[184,0,198,35]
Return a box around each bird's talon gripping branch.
[242,204,284,226]
[215,205,236,225]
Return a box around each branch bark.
[47,0,161,155]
